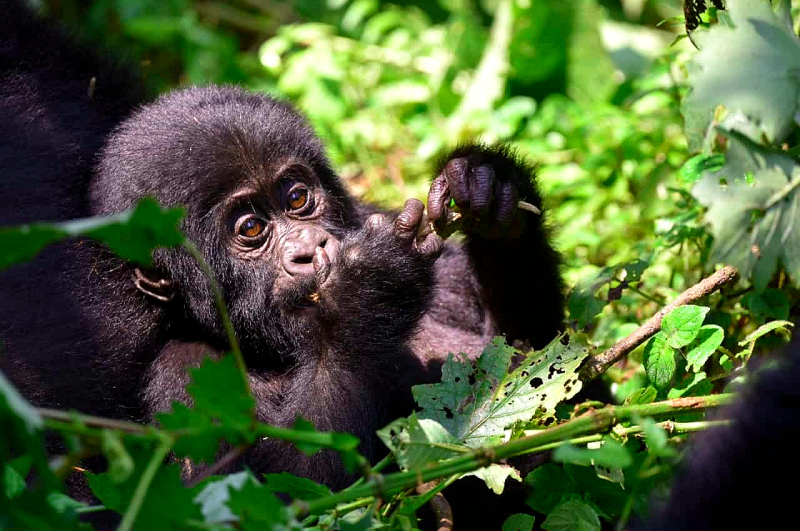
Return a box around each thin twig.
[117,435,173,531]
[418,482,454,531]
[580,265,739,382]
[186,445,247,488]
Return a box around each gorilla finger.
[469,164,495,217]
[427,174,450,223]
[415,232,443,259]
[313,246,332,285]
[365,213,388,233]
[395,198,425,241]
[494,180,518,225]
[444,157,470,209]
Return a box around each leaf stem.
[181,241,249,393]
[117,434,173,531]
[295,394,734,516]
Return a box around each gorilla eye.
[236,215,266,239]
[286,187,310,212]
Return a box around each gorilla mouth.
[275,274,323,311]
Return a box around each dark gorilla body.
[0,0,563,503]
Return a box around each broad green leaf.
[0,198,184,270]
[3,463,26,499]
[668,372,712,399]
[661,305,709,348]
[502,513,536,531]
[692,130,800,290]
[413,336,588,447]
[682,0,800,150]
[568,267,616,328]
[686,325,724,373]
[553,438,632,469]
[526,464,625,518]
[377,416,464,470]
[542,499,601,531]
[642,334,677,389]
[465,464,522,495]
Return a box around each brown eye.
[286,188,309,211]
[237,216,266,239]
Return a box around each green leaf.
[0,371,42,435]
[634,416,677,458]
[623,387,657,406]
[668,372,712,399]
[0,198,184,270]
[642,334,677,389]
[661,305,709,348]
[3,462,26,499]
[262,473,331,500]
[682,0,800,150]
[542,500,601,531]
[377,415,464,470]
[738,320,794,346]
[679,154,726,184]
[685,325,724,373]
[568,267,616,328]
[692,131,800,290]
[225,476,297,530]
[413,335,588,446]
[502,513,536,531]
[526,464,626,518]
[552,438,632,469]
[195,471,253,524]
[465,464,522,495]
[743,288,791,320]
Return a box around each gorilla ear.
[133,267,175,302]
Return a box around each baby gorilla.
[1,0,564,498]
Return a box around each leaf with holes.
[413,335,589,447]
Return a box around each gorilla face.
[91,86,360,360]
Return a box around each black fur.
[638,337,800,530]
[0,0,564,508]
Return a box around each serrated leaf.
[542,499,601,531]
[643,334,677,389]
[413,336,588,447]
[226,475,297,530]
[692,131,800,290]
[682,0,800,150]
[661,305,709,348]
[195,471,253,524]
[552,438,632,469]
[686,325,724,373]
[377,416,464,470]
[502,513,536,531]
[0,197,185,270]
[465,464,522,495]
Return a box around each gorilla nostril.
[293,255,313,265]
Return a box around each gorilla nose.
[281,228,339,277]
